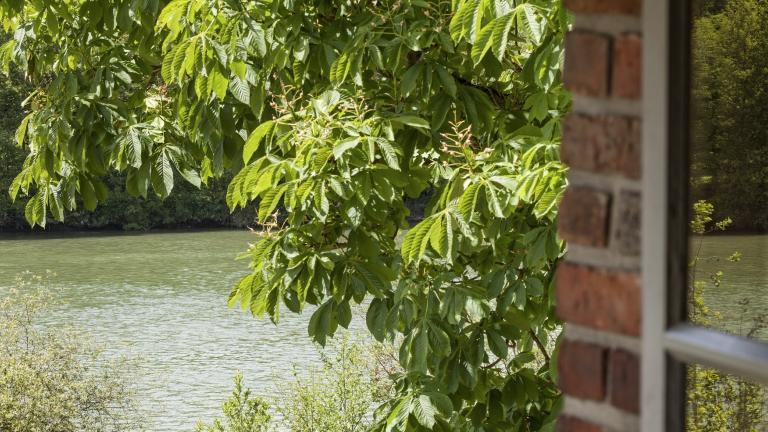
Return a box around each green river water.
[0,230,365,431]
[0,231,764,429]
[694,234,768,340]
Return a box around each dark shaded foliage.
[691,0,768,232]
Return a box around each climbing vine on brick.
[1,0,569,429]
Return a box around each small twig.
[529,329,550,363]
[482,356,504,370]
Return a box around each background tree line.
[691,0,768,232]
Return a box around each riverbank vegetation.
[687,201,767,431]
[1,271,399,432]
[0,273,142,431]
[198,336,399,432]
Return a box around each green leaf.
[428,216,448,257]
[247,20,267,56]
[124,127,144,168]
[526,277,544,296]
[400,63,422,96]
[490,11,517,61]
[258,184,286,222]
[402,217,434,263]
[9,168,29,201]
[412,394,437,428]
[424,392,453,416]
[487,329,508,358]
[376,139,400,170]
[436,66,457,98]
[450,0,485,42]
[151,149,174,197]
[385,396,412,432]
[161,44,178,83]
[171,39,190,82]
[243,121,275,163]
[389,115,430,130]
[489,175,517,190]
[411,327,429,373]
[366,298,389,341]
[79,177,98,211]
[126,163,150,198]
[485,184,505,217]
[231,61,247,80]
[332,137,360,160]
[471,21,495,64]
[24,190,46,227]
[210,66,229,100]
[229,75,250,105]
[520,3,543,44]
[313,90,342,114]
[15,113,31,147]
[427,321,451,355]
[464,0,485,42]
[308,301,333,346]
[176,167,202,188]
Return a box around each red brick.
[558,416,604,432]
[556,263,641,336]
[562,114,641,179]
[610,349,640,413]
[565,31,611,97]
[564,0,641,16]
[558,187,611,247]
[612,34,642,99]
[558,340,607,400]
[613,190,641,256]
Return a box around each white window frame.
[641,0,768,430]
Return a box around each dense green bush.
[0,273,142,431]
[198,336,397,432]
[195,373,271,432]
[278,336,396,432]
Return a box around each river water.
[0,230,365,431]
[0,231,765,429]
[694,234,768,340]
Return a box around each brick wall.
[556,1,643,431]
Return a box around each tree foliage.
[0,68,255,231]
[1,0,569,429]
[691,0,768,231]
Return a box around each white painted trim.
[565,324,642,354]
[571,95,642,117]
[641,0,669,431]
[562,396,640,432]
[572,14,643,34]
[666,325,768,384]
